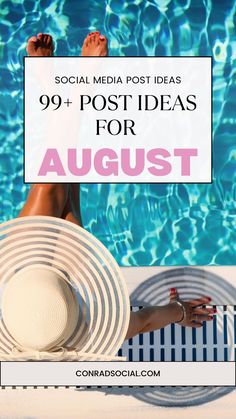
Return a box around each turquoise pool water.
[0,0,235,266]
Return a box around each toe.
[82,35,90,48]
[28,36,37,43]
[99,35,108,51]
[83,38,88,47]
[89,34,94,44]
[91,34,97,43]
[37,33,43,39]
[99,35,107,43]
[46,35,52,45]
[85,35,91,46]
[43,34,50,44]
[26,38,38,55]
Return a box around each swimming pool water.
[0,0,235,266]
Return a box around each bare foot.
[26,33,54,56]
[82,31,108,56]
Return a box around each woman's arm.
[125,291,216,340]
[125,303,183,340]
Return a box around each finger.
[193,307,216,315]
[189,296,212,307]
[169,288,178,302]
[200,315,214,322]
[190,322,203,328]
[191,314,213,322]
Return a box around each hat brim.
[0,216,130,361]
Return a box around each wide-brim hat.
[0,216,130,361]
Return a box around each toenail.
[100,35,105,40]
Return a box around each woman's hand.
[125,288,217,339]
[169,288,217,328]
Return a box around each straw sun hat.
[0,216,130,361]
